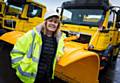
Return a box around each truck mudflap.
[55,44,100,83]
[0,31,24,45]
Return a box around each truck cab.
[1,0,46,31]
[60,0,120,68]
[0,0,46,44]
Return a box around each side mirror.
[56,7,62,20]
[56,8,59,13]
[56,7,62,14]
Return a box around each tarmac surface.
[99,53,120,83]
[0,42,120,83]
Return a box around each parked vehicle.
[0,0,46,44]
[55,0,120,82]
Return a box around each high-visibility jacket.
[10,27,65,83]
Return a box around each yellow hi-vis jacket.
[10,27,65,83]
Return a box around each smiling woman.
[10,10,66,83]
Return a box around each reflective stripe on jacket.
[10,27,65,83]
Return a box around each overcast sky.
[40,0,68,11]
[40,0,120,11]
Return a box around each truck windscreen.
[5,5,23,17]
[62,8,105,27]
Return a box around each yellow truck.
[55,0,120,82]
[0,0,46,44]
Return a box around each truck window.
[5,4,23,17]
[27,4,42,18]
[62,8,105,27]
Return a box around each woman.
[10,11,66,83]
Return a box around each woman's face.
[46,17,60,32]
